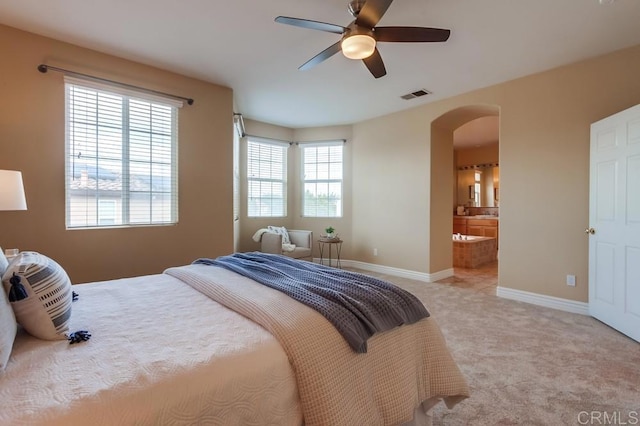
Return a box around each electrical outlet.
[373,248,378,256]
[566,274,576,287]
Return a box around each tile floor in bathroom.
[435,260,498,295]
[349,260,498,296]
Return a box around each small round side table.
[318,238,343,268]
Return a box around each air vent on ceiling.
[400,89,432,100]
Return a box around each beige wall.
[456,144,499,167]
[351,107,431,270]
[8,18,637,305]
[0,24,234,283]
[351,44,640,302]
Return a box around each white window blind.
[247,138,287,217]
[65,77,180,229]
[302,142,343,217]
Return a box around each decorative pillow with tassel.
[1,252,72,341]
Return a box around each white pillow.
[0,280,17,372]
[267,226,291,245]
[0,248,8,277]
[2,252,72,341]
[0,246,17,371]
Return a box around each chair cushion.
[283,247,312,260]
[287,230,312,248]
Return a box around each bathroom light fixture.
[0,170,27,211]
[341,33,376,60]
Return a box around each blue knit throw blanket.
[194,252,429,353]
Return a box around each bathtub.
[452,234,497,268]
[452,234,485,242]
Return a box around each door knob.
[584,227,596,235]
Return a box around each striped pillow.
[1,252,72,341]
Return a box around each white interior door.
[589,104,640,343]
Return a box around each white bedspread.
[0,274,302,425]
[166,264,469,425]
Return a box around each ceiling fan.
[275,0,451,79]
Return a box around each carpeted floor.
[360,270,640,425]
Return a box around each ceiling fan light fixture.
[341,34,376,59]
[275,0,451,77]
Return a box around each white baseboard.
[427,268,456,282]
[312,258,589,315]
[314,258,453,283]
[496,286,589,315]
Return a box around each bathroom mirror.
[456,166,499,207]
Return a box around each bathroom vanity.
[467,218,498,239]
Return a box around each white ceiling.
[0,0,639,130]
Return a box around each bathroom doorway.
[449,116,499,293]
[429,106,500,294]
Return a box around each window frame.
[64,76,181,230]
[300,141,344,218]
[246,137,289,218]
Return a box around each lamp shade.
[0,170,27,211]
[341,34,376,60]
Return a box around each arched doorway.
[430,105,500,290]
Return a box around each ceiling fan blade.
[356,0,394,28]
[275,16,346,34]
[299,41,343,71]
[362,48,387,79]
[375,26,451,42]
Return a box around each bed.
[0,252,469,425]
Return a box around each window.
[65,77,180,229]
[247,138,288,217]
[302,142,343,217]
[474,170,482,206]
